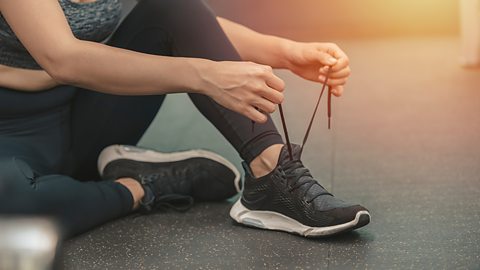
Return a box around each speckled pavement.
[60,36,480,269]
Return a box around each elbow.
[43,57,75,85]
[39,43,81,85]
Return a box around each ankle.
[115,178,145,210]
[249,144,283,178]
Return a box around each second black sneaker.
[98,145,241,212]
[230,143,370,237]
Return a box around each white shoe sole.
[98,145,242,193]
[230,199,371,237]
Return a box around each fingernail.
[318,75,326,81]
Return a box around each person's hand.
[198,61,285,123]
[284,41,351,97]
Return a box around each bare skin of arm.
[217,17,351,97]
[0,64,58,91]
[0,16,351,96]
[0,0,285,123]
[0,0,351,120]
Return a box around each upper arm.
[0,0,78,73]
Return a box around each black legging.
[0,0,283,238]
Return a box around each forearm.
[0,64,58,91]
[217,17,293,69]
[53,40,208,95]
[0,0,207,95]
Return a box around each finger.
[251,97,276,114]
[265,72,285,92]
[218,94,257,121]
[329,56,349,73]
[306,49,338,67]
[256,65,285,92]
[318,76,348,86]
[212,91,268,123]
[245,105,268,123]
[321,43,349,72]
[324,43,348,60]
[257,85,284,104]
[319,66,351,79]
[330,86,344,97]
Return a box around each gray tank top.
[0,0,122,70]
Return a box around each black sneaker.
[230,143,370,237]
[98,145,241,212]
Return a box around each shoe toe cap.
[323,204,369,226]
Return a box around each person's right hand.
[198,61,285,123]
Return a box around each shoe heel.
[229,200,266,229]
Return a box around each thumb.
[308,50,337,66]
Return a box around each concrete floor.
[61,37,480,269]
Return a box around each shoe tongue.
[278,144,332,201]
[279,143,302,164]
[304,182,331,201]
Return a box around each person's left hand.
[283,41,351,97]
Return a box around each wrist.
[245,33,294,69]
[183,58,215,95]
[270,36,296,70]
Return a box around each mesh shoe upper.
[103,157,238,201]
[241,143,367,227]
[102,153,238,212]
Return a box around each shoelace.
[281,66,333,160]
[251,66,333,159]
[248,66,334,203]
[278,66,334,202]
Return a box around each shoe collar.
[242,143,303,180]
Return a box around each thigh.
[65,90,166,180]
[0,105,71,175]
[110,0,241,60]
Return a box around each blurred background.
[207,0,460,39]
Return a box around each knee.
[0,157,35,181]
[0,157,35,203]
[142,0,204,8]
[138,0,213,21]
